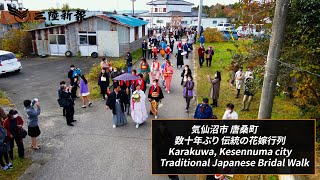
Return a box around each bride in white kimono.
[131,84,148,128]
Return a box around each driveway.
[0,46,197,180]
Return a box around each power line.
[242,45,320,78]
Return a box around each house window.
[142,25,145,36]
[212,20,217,24]
[49,28,54,34]
[154,8,158,12]
[44,30,48,40]
[37,30,42,40]
[163,8,166,12]
[49,35,66,45]
[79,31,97,45]
[134,27,138,40]
[58,35,66,44]
[60,27,65,34]
[49,35,56,44]
[0,3,4,10]
[181,21,188,24]
[111,23,117,31]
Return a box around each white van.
[216,23,234,31]
[0,50,22,75]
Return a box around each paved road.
[0,42,197,180]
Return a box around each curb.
[193,46,198,107]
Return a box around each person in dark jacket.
[110,68,120,85]
[183,76,194,113]
[126,52,133,73]
[106,84,128,128]
[0,123,12,171]
[3,110,24,160]
[58,81,76,126]
[68,65,78,99]
[180,65,192,85]
[98,68,110,100]
[198,45,205,68]
[205,46,214,67]
[142,39,147,58]
[194,98,213,119]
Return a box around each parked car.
[216,23,235,31]
[220,30,239,41]
[0,50,22,75]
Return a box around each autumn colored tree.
[203,28,224,42]
[0,27,33,55]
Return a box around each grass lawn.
[0,90,14,107]
[195,41,302,119]
[195,41,306,180]
[87,48,143,100]
[0,148,32,179]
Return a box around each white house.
[0,0,23,10]
[138,0,199,28]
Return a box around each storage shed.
[28,14,149,57]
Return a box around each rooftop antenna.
[131,0,136,16]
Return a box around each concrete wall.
[98,31,119,57]
[129,28,134,43]
[141,16,196,28]
[139,26,142,38]
[118,25,129,44]
[167,5,191,13]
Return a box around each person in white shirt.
[235,67,244,98]
[222,103,238,119]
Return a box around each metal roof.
[105,14,148,27]
[147,0,194,6]
[26,14,148,31]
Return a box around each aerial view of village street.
[0,0,319,180]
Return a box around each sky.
[23,0,239,11]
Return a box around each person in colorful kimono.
[147,79,164,119]
[165,45,172,60]
[151,58,161,83]
[163,61,174,94]
[138,58,151,84]
[152,46,159,59]
[136,74,147,93]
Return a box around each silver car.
[0,50,22,75]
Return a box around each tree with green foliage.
[231,0,320,120]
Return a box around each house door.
[49,35,66,55]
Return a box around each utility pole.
[258,0,290,118]
[258,1,308,180]
[151,0,154,29]
[197,0,203,37]
[131,0,136,16]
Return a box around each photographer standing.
[24,98,41,150]
[58,81,76,126]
